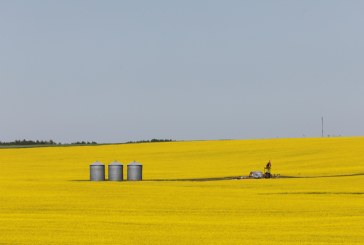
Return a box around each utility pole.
[321,116,324,137]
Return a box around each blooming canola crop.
[0,137,363,244]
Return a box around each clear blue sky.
[1,1,363,143]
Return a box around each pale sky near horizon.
[1,1,364,143]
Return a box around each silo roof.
[128,161,142,166]
[90,161,104,166]
[109,160,123,165]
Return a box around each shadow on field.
[70,173,364,182]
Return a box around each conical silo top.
[109,160,123,165]
[128,161,142,166]
[90,161,104,166]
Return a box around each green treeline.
[125,139,174,144]
[0,140,97,146]
[0,139,174,146]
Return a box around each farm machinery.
[248,160,280,179]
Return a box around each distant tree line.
[70,141,98,145]
[125,139,174,144]
[0,138,174,146]
[0,139,97,146]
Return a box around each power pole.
[321,116,324,137]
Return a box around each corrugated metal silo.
[108,161,123,181]
[127,161,142,181]
[90,161,105,181]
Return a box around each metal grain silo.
[90,161,105,181]
[108,161,123,181]
[127,161,142,181]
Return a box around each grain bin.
[108,161,123,181]
[127,161,142,181]
[90,161,105,181]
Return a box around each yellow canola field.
[0,137,363,244]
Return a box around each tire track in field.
[71,173,364,182]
